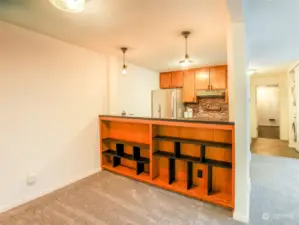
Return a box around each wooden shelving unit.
[99,116,235,209]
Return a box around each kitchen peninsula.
[99,115,235,209]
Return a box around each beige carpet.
[1,154,299,225]
[0,171,239,225]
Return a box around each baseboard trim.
[233,211,249,223]
[0,168,101,213]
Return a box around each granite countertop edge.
[99,115,235,125]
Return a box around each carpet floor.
[1,154,299,225]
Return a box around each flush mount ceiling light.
[49,0,85,13]
[121,47,128,75]
[179,31,193,67]
[247,69,257,76]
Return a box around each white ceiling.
[0,0,229,72]
[244,0,299,73]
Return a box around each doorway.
[256,85,280,139]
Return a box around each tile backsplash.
[185,98,229,121]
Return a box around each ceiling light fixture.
[121,47,128,75]
[179,31,193,67]
[49,0,85,13]
[247,69,257,76]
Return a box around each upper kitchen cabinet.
[183,70,196,103]
[171,71,184,88]
[195,68,210,90]
[160,71,183,89]
[209,66,227,90]
[160,72,172,88]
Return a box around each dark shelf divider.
[103,150,149,164]
[112,156,121,167]
[187,162,193,190]
[208,165,213,195]
[133,146,140,160]
[168,158,176,184]
[174,142,181,158]
[116,144,124,156]
[200,145,206,163]
[205,159,232,169]
[103,138,149,149]
[153,150,231,169]
[153,136,232,149]
[153,151,201,163]
[136,162,144,175]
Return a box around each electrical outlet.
[197,170,203,178]
[27,173,37,185]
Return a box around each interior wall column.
[227,21,251,223]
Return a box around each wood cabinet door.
[160,72,172,89]
[183,70,196,103]
[209,66,227,90]
[195,68,210,90]
[171,71,184,88]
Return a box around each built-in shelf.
[103,163,150,180]
[102,138,150,149]
[153,136,232,149]
[103,150,150,164]
[153,150,232,169]
[153,151,201,163]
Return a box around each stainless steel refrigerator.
[151,89,184,118]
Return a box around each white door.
[256,86,280,126]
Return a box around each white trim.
[0,168,101,213]
[288,61,299,73]
[233,211,249,223]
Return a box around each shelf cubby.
[187,162,193,190]
[103,150,150,164]
[102,141,150,176]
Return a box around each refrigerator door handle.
[158,104,161,118]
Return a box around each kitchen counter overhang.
[99,115,234,127]
[99,115,235,209]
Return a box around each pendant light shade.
[179,31,193,67]
[49,0,85,13]
[121,47,128,75]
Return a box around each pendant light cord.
[123,51,125,65]
[185,36,188,56]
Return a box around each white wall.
[108,57,159,116]
[250,74,289,140]
[0,21,159,212]
[227,21,251,223]
[256,86,280,126]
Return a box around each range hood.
[196,89,225,98]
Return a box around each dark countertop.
[99,115,234,125]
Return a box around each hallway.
[251,138,299,159]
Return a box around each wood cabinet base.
[100,116,235,209]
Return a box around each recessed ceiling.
[0,0,229,72]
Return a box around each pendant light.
[179,31,193,67]
[121,47,128,75]
[49,0,85,13]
